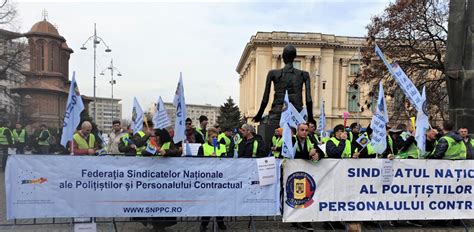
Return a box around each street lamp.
[100,59,122,120]
[80,23,112,122]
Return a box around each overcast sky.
[13,0,389,119]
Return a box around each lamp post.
[80,23,112,122]
[100,59,122,119]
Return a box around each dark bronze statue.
[253,44,314,124]
[445,0,474,130]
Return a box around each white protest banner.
[283,159,474,222]
[370,82,389,155]
[256,157,277,186]
[153,96,171,129]
[6,155,281,219]
[375,45,423,111]
[131,97,144,135]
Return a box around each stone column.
[303,56,313,106]
[340,58,350,109]
[314,55,321,108]
[305,55,313,72]
[272,54,279,69]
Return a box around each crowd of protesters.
[1,114,473,231]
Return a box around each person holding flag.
[292,123,322,161]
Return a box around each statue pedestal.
[257,123,279,155]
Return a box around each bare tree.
[0,0,16,25]
[357,0,448,125]
[0,0,27,79]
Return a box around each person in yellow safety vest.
[36,124,51,154]
[394,123,420,159]
[0,120,13,155]
[197,127,227,231]
[271,128,283,158]
[293,123,323,161]
[326,124,360,158]
[218,127,234,157]
[237,124,265,158]
[143,128,180,157]
[69,121,98,155]
[195,115,208,143]
[132,122,153,156]
[198,127,227,157]
[428,121,467,160]
[307,121,322,146]
[118,125,136,155]
[12,122,27,154]
[458,126,474,159]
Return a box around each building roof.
[25,19,65,41]
[0,29,22,40]
[29,20,59,36]
[236,31,366,73]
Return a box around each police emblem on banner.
[286,172,316,208]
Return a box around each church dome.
[29,19,60,37]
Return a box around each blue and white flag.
[375,45,423,112]
[415,86,430,157]
[279,91,305,129]
[370,82,389,155]
[299,107,308,122]
[318,98,326,135]
[281,122,294,159]
[132,97,144,135]
[60,72,85,148]
[153,96,171,129]
[279,91,303,159]
[173,73,187,144]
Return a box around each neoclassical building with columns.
[236,31,375,130]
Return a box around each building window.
[350,64,360,76]
[49,42,58,71]
[347,84,360,112]
[293,60,301,69]
[37,40,45,71]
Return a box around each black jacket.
[464,137,474,160]
[395,133,416,153]
[238,134,266,158]
[326,137,354,159]
[428,131,464,159]
[293,136,323,160]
